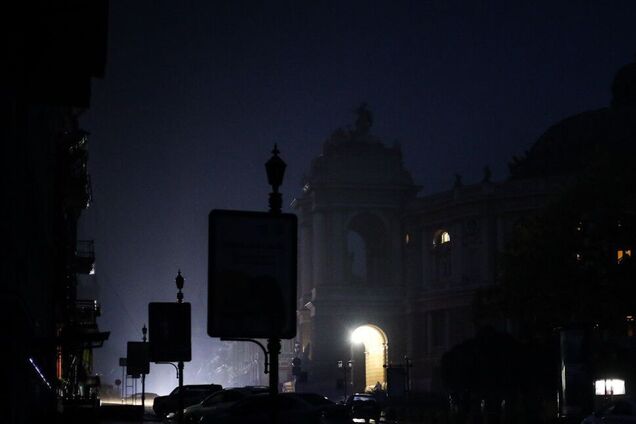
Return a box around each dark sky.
[78,0,636,394]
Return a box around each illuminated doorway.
[351,325,387,391]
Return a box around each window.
[617,249,632,264]
[432,230,452,280]
[595,379,626,396]
[434,231,451,247]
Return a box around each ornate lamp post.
[141,324,147,409]
[264,145,286,398]
[175,270,185,424]
[265,144,286,215]
[338,360,353,401]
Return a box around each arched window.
[433,230,451,247]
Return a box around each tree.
[476,153,636,341]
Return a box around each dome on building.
[509,60,636,180]
[612,59,636,108]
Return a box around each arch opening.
[346,214,389,285]
[350,324,388,391]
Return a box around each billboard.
[148,302,191,362]
[126,341,149,376]
[208,209,297,339]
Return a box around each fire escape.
[57,129,109,402]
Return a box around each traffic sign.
[208,209,297,339]
[148,302,191,362]
[126,341,149,375]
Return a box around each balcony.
[58,300,110,349]
[60,324,110,349]
[60,130,92,210]
[74,240,95,274]
[75,299,101,324]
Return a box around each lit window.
[618,249,632,264]
[595,379,626,396]
[434,231,451,247]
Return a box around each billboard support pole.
[221,338,269,374]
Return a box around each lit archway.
[350,324,388,390]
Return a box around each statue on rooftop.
[354,102,373,135]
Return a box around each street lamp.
[141,324,147,409]
[175,270,185,424]
[176,269,184,303]
[338,360,353,401]
[265,144,286,214]
[263,145,287,401]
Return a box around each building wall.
[3,2,109,422]
[293,127,558,397]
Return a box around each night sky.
[78,0,636,394]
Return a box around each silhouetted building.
[290,61,636,399]
[2,2,109,423]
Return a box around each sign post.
[208,146,296,422]
[148,271,191,424]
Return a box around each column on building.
[299,219,313,297]
[329,210,346,286]
[312,211,327,287]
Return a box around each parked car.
[152,384,222,418]
[345,393,381,424]
[581,399,636,424]
[200,392,327,424]
[184,386,269,424]
[292,393,352,424]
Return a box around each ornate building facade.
[292,109,557,396]
[292,57,636,398]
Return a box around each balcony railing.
[60,130,92,210]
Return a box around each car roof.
[293,393,334,404]
[170,384,222,395]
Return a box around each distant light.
[405,233,410,244]
[89,264,95,275]
[595,379,625,395]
